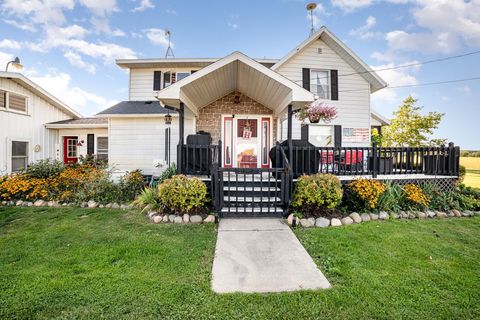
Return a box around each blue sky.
[0,0,479,149]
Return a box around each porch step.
[221,206,284,216]
[223,186,280,192]
[223,196,281,203]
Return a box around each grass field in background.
[460,157,480,189]
[1,207,480,319]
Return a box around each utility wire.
[293,49,480,83]
[338,76,480,93]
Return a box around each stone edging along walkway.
[288,210,480,228]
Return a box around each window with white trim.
[310,70,330,99]
[176,72,189,81]
[97,137,108,161]
[0,90,6,109]
[11,141,28,172]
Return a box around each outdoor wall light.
[5,57,23,72]
[164,113,172,126]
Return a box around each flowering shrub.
[345,178,387,211]
[292,174,343,214]
[403,184,430,209]
[157,175,207,214]
[297,100,337,123]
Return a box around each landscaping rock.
[360,213,371,222]
[47,201,54,207]
[34,199,46,207]
[464,210,474,217]
[390,213,399,219]
[349,212,362,224]
[1,201,6,206]
[315,217,330,228]
[331,218,342,227]
[452,209,462,217]
[162,215,169,223]
[204,215,216,223]
[80,202,88,208]
[153,216,163,224]
[379,212,389,220]
[287,214,295,226]
[426,211,436,218]
[111,203,120,209]
[300,218,314,228]
[25,201,33,207]
[447,210,455,217]
[120,204,128,210]
[8,201,15,206]
[99,204,104,208]
[168,214,176,223]
[174,216,183,224]
[341,217,354,225]
[437,212,447,218]
[183,214,190,223]
[15,200,23,206]
[105,203,112,209]
[408,212,416,219]
[370,213,379,220]
[399,211,408,219]
[190,215,203,223]
[147,211,157,219]
[87,200,97,208]
[417,212,426,219]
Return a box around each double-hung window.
[11,141,28,172]
[96,137,109,161]
[176,72,189,81]
[163,72,190,88]
[310,70,330,99]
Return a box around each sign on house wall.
[342,128,369,143]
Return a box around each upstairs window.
[310,70,330,100]
[176,72,189,82]
[0,90,5,108]
[9,93,27,112]
[162,72,190,88]
[163,72,171,88]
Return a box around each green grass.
[1,207,480,319]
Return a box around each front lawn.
[1,207,479,319]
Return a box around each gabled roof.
[156,51,314,115]
[116,57,278,69]
[0,71,82,118]
[271,26,387,93]
[96,101,176,117]
[371,109,390,126]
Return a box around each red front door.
[63,136,78,164]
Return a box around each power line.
[338,76,480,93]
[293,49,480,83]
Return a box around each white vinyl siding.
[108,116,195,178]
[129,68,195,101]
[0,77,72,174]
[276,38,371,146]
[56,128,109,162]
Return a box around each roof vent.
[317,48,323,54]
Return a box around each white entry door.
[222,115,272,168]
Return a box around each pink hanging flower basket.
[297,101,337,123]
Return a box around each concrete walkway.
[211,218,331,293]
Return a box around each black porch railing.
[281,142,460,178]
[178,142,221,176]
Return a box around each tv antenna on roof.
[164,29,174,58]
[306,3,317,36]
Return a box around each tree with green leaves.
[381,96,446,147]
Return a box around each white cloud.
[90,17,125,37]
[371,62,419,103]
[460,85,471,95]
[385,0,480,54]
[65,40,137,63]
[386,30,460,54]
[349,15,379,39]
[331,0,373,12]
[3,19,37,32]
[0,51,14,69]
[166,9,177,15]
[64,51,96,74]
[0,39,22,50]
[29,71,118,115]
[132,0,155,12]
[78,0,118,17]
[1,0,75,25]
[145,28,172,48]
[228,22,239,30]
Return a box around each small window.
[310,70,330,99]
[163,72,171,88]
[11,141,28,172]
[176,72,190,82]
[9,93,27,112]
[97,137,108,161]
[0,90,6,108]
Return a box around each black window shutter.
[331,69,338,100]
[153,71,162,90]
[87,134,94,155]
[302,68,310,91]
[334,125,342,147]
